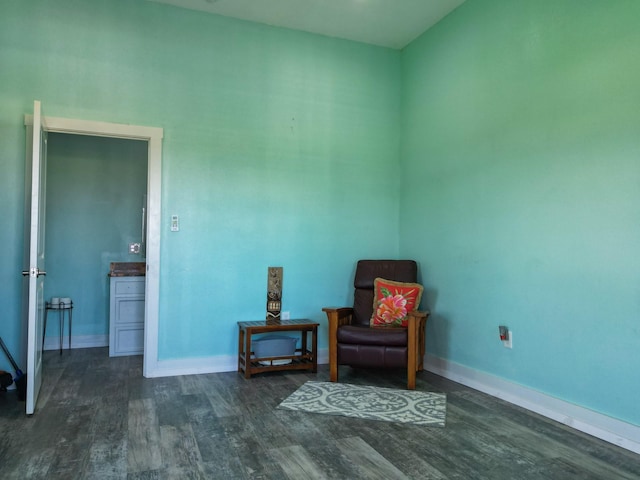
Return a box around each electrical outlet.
[502,331,513,349]
[129,243,141,254]
[281,311,290,320]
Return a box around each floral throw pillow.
[370,278,424,328]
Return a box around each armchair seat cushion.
[337,325,407,346]
[338,344,408,368]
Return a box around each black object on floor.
[0,337,26,401]
[0,370,13,391]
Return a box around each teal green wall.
[0,1,401,366]
[401,0,640,425]
[44,134,147,341]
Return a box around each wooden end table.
[238,319,319,379]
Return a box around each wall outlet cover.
[502,331,513,349]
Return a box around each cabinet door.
[110,278,145,357]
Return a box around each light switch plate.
[171,214,179,232]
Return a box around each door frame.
[25,113,163,377]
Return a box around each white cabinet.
[109,276,145,357]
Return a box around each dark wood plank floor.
[0,348,638,479]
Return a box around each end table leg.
[68,307,72,351]
[301,330,308,356]
[312,326,318,373]
[238,327,244,373]
[58,310,63,355]
[244,332,252,379]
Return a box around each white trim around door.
[25,113,163,378]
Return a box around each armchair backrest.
[352,260,418,326]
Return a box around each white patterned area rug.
[278,381,446,427]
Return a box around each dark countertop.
[108,262,146,277]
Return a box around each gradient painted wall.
[44,134,147,342]
[0,0,401,367]
[401,0,640,425]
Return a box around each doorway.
[24,111,163,380]
[44,133,147,352]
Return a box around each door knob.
[22,268,46,277]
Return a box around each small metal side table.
[238,319,319,379]
[44,300,73,354]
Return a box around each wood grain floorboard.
[344,426,449,479]
[4,446,56,480]
[337,436,409,480]
[196,458,247,480]
[0,347,638,479]
[128,398,163,473]
[155,388,190,428]
[88,396,129,441]
[160,424,203,469]
[273,409,335,451]
[268,444,328,480]
[31,364,64,411]
[84,436,128,479]
[285,442,365,479]
[194,374,243,418]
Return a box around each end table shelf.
[238,319,319,378]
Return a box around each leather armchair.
[323,260,429,390]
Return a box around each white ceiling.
[147,0,466,49]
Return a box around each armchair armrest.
[322,307,354,328]
[407,309,429,320]
[322,307,354,383]
[406,310,430,383]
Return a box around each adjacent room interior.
[44,134,148,353]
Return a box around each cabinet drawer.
[114,278,145,295]
[113,326,144,356]
[115,298,145,324]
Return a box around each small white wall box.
[253,335,297,365]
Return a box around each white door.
[24,100,47,415]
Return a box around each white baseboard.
[43,335,108,351]
[318,347,329,365]
[146,355,237,378]
[424,353,640,455]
